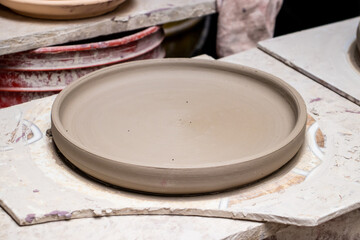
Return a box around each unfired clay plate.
[51,59,307,194]
[0,0,126,19]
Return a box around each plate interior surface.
[58,62,296,167]
[52,59,306,194]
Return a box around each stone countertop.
[0,0,216,55]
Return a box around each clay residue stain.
[310,97,322,103]
[44,210,72,218]
[6,122,34,145]
[345,109,360,114]
[306,114,315,126]
[228,173,306,207]
[307,114,325,148]
[316,129,325,148]
[25,214,36,223]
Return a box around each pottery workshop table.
[0,0,216,55]
[2,49,360,240]
[2,19,360,239]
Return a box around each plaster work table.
[2,48,360,239]
[259,17,360,105]
[0,0,216,55]
[2,22,360,239]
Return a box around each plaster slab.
[273,208,360,239]
[221,48,360,228]
[0,61,338,227]
[0,0,216,55]
[258,17,360,105]
[2,206,360,239]
[1,49,360,229]
[1,46,360,240]
[1,206,284,240]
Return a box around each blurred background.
[164,0,360,59]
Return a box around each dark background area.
[274,0,360,36]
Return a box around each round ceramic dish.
[0,0,126,19]
[51,59,307,194]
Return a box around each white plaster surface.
[222,48,360,227]
[1,47,360,239]
[0,88,324,227]
[0,0,216,55]
[1,54,355,228]
[1,206,283,240]
[258,17,360,105]
[272,208,360,240]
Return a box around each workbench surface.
[2,47,360,239]
[1,18,360,239]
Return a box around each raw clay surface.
[51,59,307,194]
